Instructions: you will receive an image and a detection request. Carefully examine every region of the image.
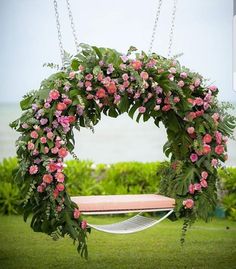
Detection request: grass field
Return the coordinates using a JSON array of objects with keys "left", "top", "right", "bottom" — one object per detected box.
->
[{"left": 0, "top": 215, "right": 235, "bottom": 269}]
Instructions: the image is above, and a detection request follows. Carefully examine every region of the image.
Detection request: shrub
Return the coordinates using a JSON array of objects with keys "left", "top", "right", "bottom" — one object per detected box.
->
[{"left": 0, "top": 157, "right": 235, "bottom": 219}]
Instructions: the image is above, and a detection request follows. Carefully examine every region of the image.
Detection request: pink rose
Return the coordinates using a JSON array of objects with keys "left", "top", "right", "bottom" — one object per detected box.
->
[
  {"left": 190, "top": 153, "right": 198, "bottom": 163},
  {"left": 73, "top": 208, "right": 81, "bottom": 219},
  {"left": 195, "top": 97, "right": 203, "bottom": 106},
  {"left": 85, "top": 74, "right": 93, "bottom": 81},
  {"left": 47, "top": 131, "right": 54, "bottom": 140},
  {"left": 162, "top": 105, "right": 171, "bottom": 112},
  {"left": 27, "top": 142, "right": 34, "bottom": 150},
  {"left": 53, "top": 189, "right": 59, "bottom": 199},
  {"left": 215, "top": 131, "right": 222, "bottom": 145},
  {"left": 44, "top": 147, "right": 49, "bottom": 154},
  {"left": 122, "top": 73, "right": 129, "bottom": 81},
  {"left": 106, "top": 82, "right": 117, "bottom": 94},
  {"left": 96, "top": 88, "right": 106, "bottom": 99},
  {"left": 69, "top": 71, "right": 76, "bottom": 79},
  {"left": 194, "top": 78, "right": 201, "bottom": 87},
  {"left": 215, "top": 145, "right": 224, "bottom": 155},
  {"left": 212, "top": 113, "right": 219, "bottom": 122},
  {"left": 201, "top": 171, "right": 208, "bottom": 179},
  {"left": 40, "top": 137, "right": 47, "bottom": 144},
  {"left": 180, "top": 72, "right": 188, "bottom": 79},
  {"left": 203, "top": 144, "right": 211, "bottom": 155},
  {"left": 188, "top": 184, "right": 195, "bottom": 194},
  {"left": 43, "top": 174, "right": 53, "bottom": 184},
  {"left": 187, "top": 127, "right": 195, "bottom": 134},
  {"left": 156, "top": 98, "right": 162, "bottom": 104},
  {"left": 56, "top": 102, "right": 67, "bottom": 111},
  {"left": 174, "top": 96, "right": 180, "bottom": 103},
  {"left": 138, "top": 106, "right": 146, "bottom": 113},
  {"left": 29, "top": 165, "right": 38, "bottom": 175},
  {"left": 47, "top": 163, "right": 57, "bottom": 173},
  {"left": 58, "top": 148, "right": 68, "bottom": 158},
  {"left": 140, "top": 71, "right": 149, "bottom": 80},
  {"left": 56, "top": 183, "right": 65, "bottom": 192},
  {"left": 183, "top": 199, "right": 194, "bottom": 209},
  {"left": 55, "top": 172, "right": 65, "bottom": 183},
  {"left": 81, "top": 220, "right": 87, "bottom": 230},
  {"left": 194, "top": 183, "right": 202, "bottom": 191},
  {"left": 37, "top": 185, "right": 44, "bottom": 193},
  {"left": 208, "top": 85, "right": 217, "bottom": 92},
  {"left": 169, "top": 67, "right": 176, "bottom": 74},
  {"left": 63, "top": 98, "right": 72, "bottom": 105},
  {"left": 30, "top": 131, "right": 38, "bottom": 139},
  {"left": 203, "top": 134, "right": 212, "bottom": 144},
  {"left": 154, "top": 105, "right": 160, "bottom": 111},
  {"left": 51, "top": 147, "right": 59, "bottom": 154},
  {"left": 49, "top": 89, "right": 60, "bottom": 100},
  {"left": 211, "top": 159, "right": 218, "bottom": 167},
  {"left": 200, "top": 179, "right": 208, "bottom": 188},
  {"left": 168, "top": 74, "right": 174, "bottom": 81},
  {"left": 177, "top": 80, "right": 185, "bottom": 88},
  {"left": 131, "top": 60, "right": 142, "bottom": 70}
]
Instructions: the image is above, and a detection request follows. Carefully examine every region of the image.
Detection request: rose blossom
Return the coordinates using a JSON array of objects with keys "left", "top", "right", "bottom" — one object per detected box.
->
[
  {"left": 81, "top": 220, "right": 87, "bottom": 230},
  {"left": 56, "top": 102, "right": 67, "bottom": 111},
  {"left": 162, "top": 105, "right": 171, "bottom": 112},
  {"left": 69, "top": 71, "right": 76, "bottom": 79},
  {"left": 22, "top": 123, "right": 29, "bottom": 129},
  {"left": 183, "top": 199, "right": 194, "bottom": 209},
  {"left": 43, "top": 174, "right": 53, "bottom": 184},
  {"left": 195, "top": 97, "right": 203, "bottom": 106},
  {"left": 55, "top": 172, "right": 65, "bottom": 183},
  {"left": 203, "top": 144, "right": 211, "bottom": 155},
  {"left": 40, "top": 118, "right": 48, "bottom": 125},
  {"left": 106, "top": 82, "right": 117, "bottom": 94},
  {"left": 211, "top": 158, "right": 218, "bottom": 167},
  {"left": 187, "top": 127, "right": 195, "bottom": 134},
  {"left": 40, "top": 137, "right": 47, "bottom": 144},
  {"left": 173, "top": 96, "right": 180, "bottom": 103},
  {"left": 177, "top": 80, "right": 185, "bottom": 88},
  {"left": 51, "top": 147, "right": 59, "bottom": 154},
  {"left": 73, "top": 208, "right": 81, "bottom": 219},
  {"left": 154, "top": 105, "right": 160, "bottom": 111},
  {"left": 49, "top": 89, "right": 60, "bottom": 100},
  {"left": 201, "top": 171, "right": 208, "bottom": 179},
  {"left": 200, "top": 179, "right": 208, "bottom": 188},
  {"left": 180, "top": 72, "right": 188, "bottom": 79},
  {"left": 203, "top": 134, "right": 212, "bottom": 144},
  {"left": 58, "top": 148, "right": 68, "bottom": 158},
  {"left": 28, "top": 142, "right": 34, "bottom": 150},
  {"left": 138, "top": 106, "right": 146, "bottom": 113},
  {"left": 194, "top": 183, "right": 202, "bottom": 191},
  {"left": 131, "top": 60, "right": 142, "bottom": 70},
  {"left": 215, "top": 131, "right": 222, "bottom": 145},
  {"left": 47, "top": 131, "right": 54, "bottom": 140},
  {"left": 188, "top": 184, "right": 195, "bottom": 194},
  {"left": 208, "top": 85, "right": 217, "bottom": 92},
  {"left": 215, "top": 145, "right": 224, "bottom": 155},
  {"left": 190, "top": 153, "right": 198, "bottom": 162},
  {"left": 63, "top": 98, "right": 72, "bottom": 105},
  {"left": 37, "top": 185, "right": 44, "bottom": 193},
  {"left": 212, "top": 113, "right": 220, "bottom": 122},
  {"left": 96, "top": 88, "right": 106, "bottom": 98},
  {"left": 122, "top": 73, "right": 129, "bottom": 81},
  {"left": 47, "top": 163, "right": 57, "bottom": 173},
  {"left": 140, "top": 71, "right": 149, "bottom": 80},
  {"left": 156, "top": 98, "right": 162, "bottom": 104},
  {"left": 44, "top": 147, "right": 49, "bottom": 154},
  {"left": 30, "top": 131, "right": 38, "bottom": 139},
  {"left": 85, "top": 73, "right": 93, "bottom": 81},
  {"left": 194, "top": 78, "right": 201, "bottom": 87},
  {"left": 29, "top": 165, "right": 38, "bottom": 175},
  {"left": 56, "top": 183, "right": 65, "bottom": 192}
]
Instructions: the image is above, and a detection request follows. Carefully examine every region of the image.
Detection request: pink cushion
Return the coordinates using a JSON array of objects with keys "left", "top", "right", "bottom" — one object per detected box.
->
[{"left": 71, "top": 194, "right": 175, "bottom": 213}]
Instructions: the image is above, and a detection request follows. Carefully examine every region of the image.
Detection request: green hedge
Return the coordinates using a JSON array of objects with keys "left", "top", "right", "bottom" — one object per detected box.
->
[{"left": 0, "top": 157, "right": 235, "bottom": 219}]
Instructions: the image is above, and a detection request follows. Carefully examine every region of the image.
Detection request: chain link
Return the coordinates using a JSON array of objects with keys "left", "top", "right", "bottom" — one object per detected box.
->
[
  {"left": 53, "top": 0, "right": 65, "bottom": 64},
  {"left": 148, "top": 0, "right": 163, "bottom": 55},
  {"left": 71, "top": 151, "right": 80, "bottom": 161},
  {"left": 167, "top": 0, "right": 178, "bottom": 57},
  {"left": 65, "top": 0, "right": 80, "bottom": 52}
]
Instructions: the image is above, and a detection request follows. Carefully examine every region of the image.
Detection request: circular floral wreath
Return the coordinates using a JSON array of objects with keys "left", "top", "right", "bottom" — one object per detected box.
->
[{"left": 11, "top": 44, "right": 235, "bottom": 258}]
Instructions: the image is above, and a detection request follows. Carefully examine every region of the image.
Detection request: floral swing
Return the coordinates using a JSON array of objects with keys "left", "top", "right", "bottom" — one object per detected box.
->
[{"left": 11, "top": 0, "right": 235, "bottom": 258}]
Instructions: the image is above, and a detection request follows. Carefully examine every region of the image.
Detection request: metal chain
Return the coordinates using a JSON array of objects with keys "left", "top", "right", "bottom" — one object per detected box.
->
[
  {"left": 148, "top": 0, "right": 163, "bottom": 54},
  {"left": 167, "top": 0, "right": 178, "bottom": 57},
  {"left": 53, "top": 0, "right": 65, "bottom": 64},
  {"left": 65, "top": 0, "right": 80, "bottom": 52},
  {"left": 71, "top": 151, "right": 80, "bottom": 161}
]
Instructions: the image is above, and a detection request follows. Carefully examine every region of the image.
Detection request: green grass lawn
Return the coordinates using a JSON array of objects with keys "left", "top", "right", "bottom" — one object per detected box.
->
[{"left": 0, "top": 215, "right": 235, "bottom": 269}]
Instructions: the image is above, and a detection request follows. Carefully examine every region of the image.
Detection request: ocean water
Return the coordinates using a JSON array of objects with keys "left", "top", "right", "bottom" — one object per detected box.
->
[{"left": 0, "top": 103, "right": 236, "bottom": 166}]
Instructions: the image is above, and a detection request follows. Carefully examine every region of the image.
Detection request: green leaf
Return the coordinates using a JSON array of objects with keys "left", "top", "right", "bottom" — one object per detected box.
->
[
  {"left": 108, "top": 107, "right": 119, "bottom": 118},
  {"left": 20, "top": 96, "right": 34, "bottom": 110},
  {"left": 71, "top": 59, "right": 79, "bottom": 70},
  {"left": 118, "top": 94, "right": 129, "bottom": 113},
  {"left": 128, "top": 102, "right": 140, "bottom": 119}
]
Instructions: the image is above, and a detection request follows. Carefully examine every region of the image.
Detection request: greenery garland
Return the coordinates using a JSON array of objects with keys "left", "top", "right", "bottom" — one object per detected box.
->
[{"left": 10, "top": 44, "right": 235, "bottom": 258}]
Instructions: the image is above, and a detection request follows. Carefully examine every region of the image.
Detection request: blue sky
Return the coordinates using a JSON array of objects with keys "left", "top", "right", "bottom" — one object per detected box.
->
[{"left": 0, "top": 0, "right": 235, "bottom": 103}]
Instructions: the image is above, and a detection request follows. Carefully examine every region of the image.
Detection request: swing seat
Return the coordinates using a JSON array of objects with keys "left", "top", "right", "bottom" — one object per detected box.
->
[{"left": 71, "top": 194, "right": 175, "bottom": 234}]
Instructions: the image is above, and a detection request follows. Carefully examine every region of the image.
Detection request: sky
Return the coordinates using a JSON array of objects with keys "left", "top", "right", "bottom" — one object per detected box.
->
[{"left": 0, "top": 0, "right": 235, "bottom": 103}]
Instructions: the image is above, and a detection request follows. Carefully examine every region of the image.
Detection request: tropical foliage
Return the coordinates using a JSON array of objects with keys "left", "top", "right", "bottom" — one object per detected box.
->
[{"left": 10, "top": 44, "right": 235, "bottom": 257}]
